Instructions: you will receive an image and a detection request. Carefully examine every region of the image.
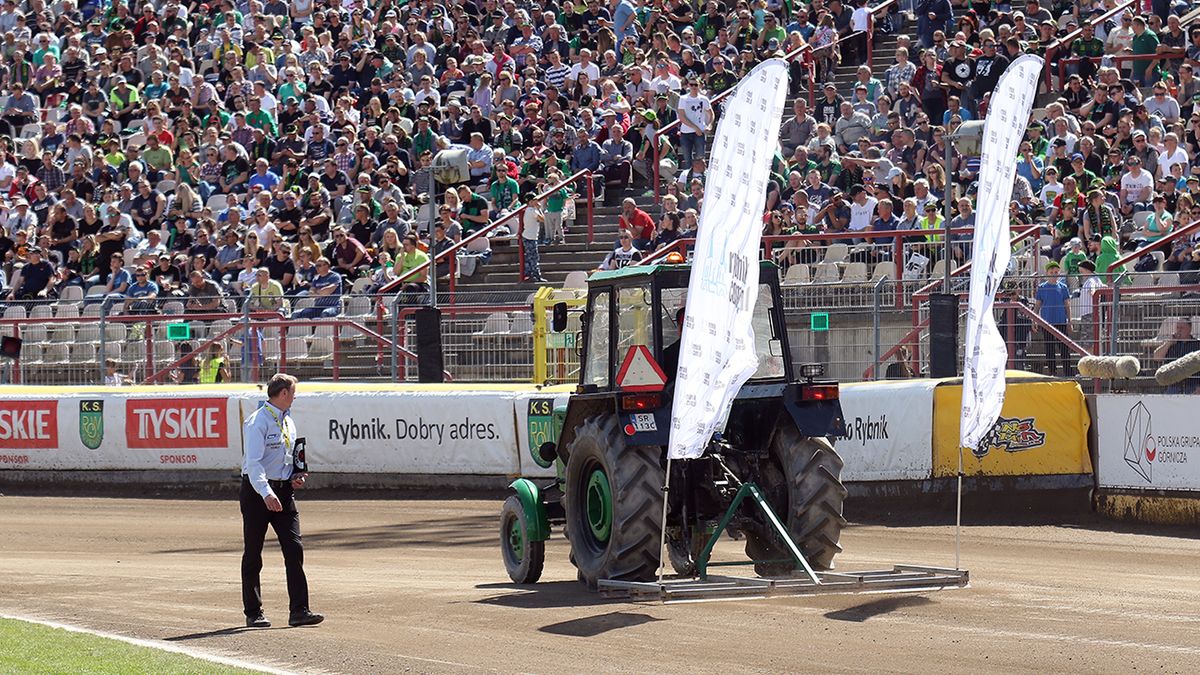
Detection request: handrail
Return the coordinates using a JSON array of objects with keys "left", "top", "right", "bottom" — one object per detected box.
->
[
  {"left": 1110, "top": 217, "right": 1200, "bottom": 273},
  {"left": 638, "top": 225, "right": 1012, "bottom": 268},
  {"left": 1058, "top": 50, "right": 1190, "bottom": 86},
  {"left": 651, "top": 39, "right": 816, "bottom": 203},
  {"left": 910, "top": 225, "right": 1042, "bottom": 302},
  {"left": 806, "top": 31, "right": 867, "bottom": 107},
  {"left": 377, "top": 169, "right": 594, "bottom": 295},
  {"left": 1041, "top": 0, "right": 1136, "bottom": 91},
  {"left": 867, "top": 0, "right": 897, "bottom": 69}
]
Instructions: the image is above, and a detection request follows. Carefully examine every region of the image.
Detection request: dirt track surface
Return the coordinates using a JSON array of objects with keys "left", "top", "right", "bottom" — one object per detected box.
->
[{"left": 2, "top": 496, "right": 1199, "bottom": 674}]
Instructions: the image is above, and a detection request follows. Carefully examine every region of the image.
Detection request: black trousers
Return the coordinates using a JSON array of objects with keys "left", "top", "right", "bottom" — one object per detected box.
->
[
  {"left": 1042, "top": 324, "right": 1073, "bottom": 377},
  {"left": 240, "top": 476, "right": 309, "bottom": 617}
]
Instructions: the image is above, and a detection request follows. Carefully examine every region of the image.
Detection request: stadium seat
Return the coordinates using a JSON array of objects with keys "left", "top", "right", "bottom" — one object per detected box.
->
[
  {"left": 1132, "top": 273, "right": 1154, "bottom": 288},
  {"left": 299, "top": 337, "right": 334, "bottom": 364},
  {"left": 161, "top": 301, "right": 184, "bottom": 314},
  {"left": 563, "top": 271, "right": 588, "bottom": 289},
  {"left": 119, "top": 340, "right": 145, "bottom": 367},
  {"left": 19, "top": 123, "right": 40, "bottom": 138},
  {"left": 50, "top": 324, "right": 74, "bottom": 343},
  {"left": 930, "top": 259, "right": 947, "bottom": 279},
  {"left": 822, "top": 243, "right": 849, "bottom": 265},
  {"left": 22, "top": 324, "right": 48, "bottom": 343},
  {"left": 18, "top": 343, "right": 41, "bottom": 365},
  {"left": 350, "top": 277, "right": 373, "bottom": 294},
  {"left": 261, "top": 335, "right": 282, "bottom": 364},
  {"left": 280, "top": 336, "right": 308, "bottom": 365},
  {"left": 477, "top": 312, "right": 511, "bottom": 335},
  {"left": 29, "top": 305, "right": 53, "bottom": 320},
  {"left": 870, "top": 261, "right": 893, "bottom": 281},
  {"left": 76, "top": 343, "right": 97, "bottom": 363},
  {"left": 105, "top": 322, "right": 127, "bottom": 342},
  {"left": 125, "top": 132, "right": 147, "bottom": 149},
  {"left": 156, "top": 180, "right": 176, "bottom": 194},
  {"left": 42, "top": 343, "right": 69, "bottom": 364},
  {"left": 842, "top": 262, "right": 868, "bottom": 283},
  {"left": 77, "top": 324, "right": 102, "bottom": 343},
  {"left": 206, "top": 194, "right": 228, "bottom": 212},
  {"left": 55, "top": 302, "right": 80, "bottom": 318},
  {"left": 813, "top": 262, "right": 841, "bottom": 284},
  {"left": 1156, "top": 271, "right": 1179, "bottom": 287},
  {"left": 345, "top": 295, "right": 373, "bottom": 320},
  {"left": 3, "top": 306, "right": 26, "bottom": 320},
  {"left": 1141, "top": 317, "right": 1180, "bottom": 350},
  {"left": 782, "top": 263, "right": 810, "bottom": 286},
  {"left": 1132, "top": 211, "right": 1151, "bottom": 232},
  {"left": 510, "top": 312, "right": 534, "bottom": 334},
  {"left": 310, "top": 324, "right": 336, "bottom": 342}
]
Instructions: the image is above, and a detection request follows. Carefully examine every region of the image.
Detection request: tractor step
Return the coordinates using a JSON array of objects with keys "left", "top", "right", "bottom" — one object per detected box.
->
[{"left": 598, "top": 564, "right": 969, "bottom": 603}]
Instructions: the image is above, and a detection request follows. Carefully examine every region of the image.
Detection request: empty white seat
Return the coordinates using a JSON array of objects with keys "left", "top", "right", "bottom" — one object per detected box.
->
[
  {"left": 782, "top": 263, "right": 810, "bottom": 286},
  {"left": 58, "top": 286, "right": 84, "bottom": 303},
  {"left": 82, "top": 303, "right": 104, "bottom": 318},
  {"left": 510, "top": 312, "right": 534, "bottom": 334},
  {"left": 161, "top": 301, "right": 184, "bottom": 314},
  {"left": 50, "top": 324, "right": 74, "bottom": 343},
  {"left": 813, "top": 262, "right": 841, "bottom": 283},
  {"left": 842, "top": 261, "right": 868, "bottom": 283},
  {"left": 29, "top": 305, "right": 53, "bottom": 320},
  {"left": 77, "top": 324, "right": 102, "bottom": 343},
  {"left": 476, "top": 312, "right": 510, "bottom": 335},
  {"left": 563, "top": 271, "right": 588, "bottom": 289},
  {"left": 42, "top": 343, "right": 69, "bottom": 363},
  {"left": 299, "top": 337, "right": 334, "bottom": 363},
  {"left": 54, "top": 303, "right": 80, "bottom": 318},
  {"left": 206, "top": 194, "right": 228, "bottom": 212},
  {"left": 870, "top": 261, "right": 893, "bottom": 281},
  {"left": 280, "top": 336, "right": 308, "bottom": 364},
  {"left": 822, "top": 243, "right": 849, "bottom": 264},
  {"left": 3, "top": 306, "right": 26, "bottom": 320},
  {"left": 350, "top": 277, "right": 373, "bottom": 294},
  {"left": 119, "top": 340, "right": 146, "bottom": 366},
  {"left": 105, "top": 322, "right": 127, "bottom": 342},
  {"left": 345, "top": 295, "right": 372, "bottom": 318},
  {"left": 23, "top": 324, "right": 49, "bottom": 343}
]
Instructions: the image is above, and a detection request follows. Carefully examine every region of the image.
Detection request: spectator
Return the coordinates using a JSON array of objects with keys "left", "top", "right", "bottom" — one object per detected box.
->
[
  {"left": 601, "top": 230, "right": 644, "bottom": 270},
  {"left": 619, "top": 198, "right": 656, "bottom": 249},
  {"left": 293, "top": 257, "right": 343, "bottom": 319},
  {"left": 124, "top": 266, "right": 159, "bottom": 314},
  {"left": 184, "top": 269, "right": 223, "bottom": 314},
  {"left": 1153, "top": 318, "right": 1200, "bottom": 394},
  {"left": 7, "top": 246, "right": 54, "bottom": 300},
  {"left": 1035, "top": 262, "right": 1073, "bottom": 377},
  {"left": 520, "top": 193, "right": 547, "bottom": 283}
]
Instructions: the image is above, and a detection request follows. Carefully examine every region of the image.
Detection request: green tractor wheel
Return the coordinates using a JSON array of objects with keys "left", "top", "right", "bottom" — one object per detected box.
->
[
  {"left": 500, "top": 495, "right": 545, "bottom": 584},
  {"left": 565, "top": 415, "right": 663, "bottom": 589},
  {"left": 745, "top": 429, "right": 847, "bottom": 575}
]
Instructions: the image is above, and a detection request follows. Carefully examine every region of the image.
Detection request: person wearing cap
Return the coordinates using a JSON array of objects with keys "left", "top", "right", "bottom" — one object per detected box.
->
[
  {"left": 1128, "top": 16, "right": 1160, "bottom": 86},
  {"left": 1067, "top": 152, "right": 1100, "bottom": 192},
  {"left": 7, "top": 246, "right": 55, "bottom": 301},
  {"left": 1119, "top": 154, "right": 1154, "bottom": 217},
  {"left": 676, "top": 78, "right": 712, "bottom": 169}
]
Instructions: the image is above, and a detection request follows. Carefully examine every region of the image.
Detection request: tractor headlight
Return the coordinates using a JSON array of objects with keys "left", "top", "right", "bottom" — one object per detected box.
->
[{"left": 800, "top": 363, "right": 825, "bottom": 379}]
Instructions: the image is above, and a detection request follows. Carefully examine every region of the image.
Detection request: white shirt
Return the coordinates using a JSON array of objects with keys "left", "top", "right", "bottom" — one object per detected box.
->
[
  {"left": 677, "top": 92, "right": 712, "bottom": 135},
  {"left": 521, "top": 205, "right": 542, "bottom": 241},
  {"left": 1075, "top": 274, "right": 1105, "bottom": 319},
  {"left": 568, "top": 61, "right": 601, "bottom": 84},
  {"left": 1120, "top": 169, "right": 1153, "bottom": 205},
  {"left": 851, "top": 6, "right": 871, "bottom": 31},
  {"left": 1039, "top": 181, "right": 1064, "bottom": 207},
  {"left": 849, "top": 196, "right": 878, "bottom": 231},
  {"left": 1158, "top": 146, "right": 1189, "bottom": 180}
]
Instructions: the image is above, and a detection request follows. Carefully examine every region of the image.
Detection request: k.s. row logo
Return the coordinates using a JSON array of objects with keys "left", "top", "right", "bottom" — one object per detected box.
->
[
  {"left": 79, "top": 400, "right": 104, "bottom": 450},
  {"left": 973, "top": 416, "right": 1047, "bottom": 459}
]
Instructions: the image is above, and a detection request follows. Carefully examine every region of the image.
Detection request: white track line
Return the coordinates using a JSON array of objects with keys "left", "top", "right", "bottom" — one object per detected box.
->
[{"left": 0, "top": 612, "right": 295, "bottom": 675}]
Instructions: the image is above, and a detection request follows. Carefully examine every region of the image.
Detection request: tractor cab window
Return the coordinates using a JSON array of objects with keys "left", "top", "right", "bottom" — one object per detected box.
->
[
  {"left": 584, "top": 289, "right": 611, "bottom": 388},
  {"left": 660, "top": 284, "right": 785, "bottom": 381},
  {"left": 615, "top": 285, "right": 656, "bottom": 362}
]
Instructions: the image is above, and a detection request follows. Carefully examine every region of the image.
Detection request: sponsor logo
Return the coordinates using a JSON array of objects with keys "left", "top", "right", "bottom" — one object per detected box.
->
[
  {"left": 79, "top": 400, "right": 104, "bottom": 450},
  {"left": 125, "top": 398, "right": 228, "bottom": 448},
  {"left": 973, "top": 416, "right": 1046, "bottom": 459},
  {"left": 1124, "top": 401, "right": 1154, "bottom": 483},
  {"left": 526, "top": 398, "right": 555, "bottom": 468},
  {"left": 0, "top": 400, "right": 57, "bottom": 449}
]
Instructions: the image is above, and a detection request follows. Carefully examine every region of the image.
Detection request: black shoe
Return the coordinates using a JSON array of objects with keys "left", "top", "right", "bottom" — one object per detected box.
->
[
  {"left": 288, "top": 610, "right": 324, "bottom": 627},
  {"left": 246, "top": 613, "right": 271, "bottom": 628}
]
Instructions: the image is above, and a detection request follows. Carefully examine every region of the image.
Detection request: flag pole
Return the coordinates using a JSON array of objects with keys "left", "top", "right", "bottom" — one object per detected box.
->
[
  {"left": 956, "top": 445, "right": 963, "bottom": 570},
  {"left": 656, "top": 457, "right": 673, "bottom": 584}
]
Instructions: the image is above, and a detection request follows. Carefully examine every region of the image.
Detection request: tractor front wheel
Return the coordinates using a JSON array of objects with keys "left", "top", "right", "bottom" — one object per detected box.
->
[
  {"left": 564, "top": 416, "right": 663, "bottom": 589},
  {"left": 500, "top": 495, "right": 545, "bottom": 584}
]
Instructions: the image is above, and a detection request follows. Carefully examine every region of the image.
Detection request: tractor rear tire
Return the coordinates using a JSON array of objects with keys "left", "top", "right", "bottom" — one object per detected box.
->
[
  {"left": 500, "top": 496, "right": 545, "bottom": 584},
  {"left": 564, "top": 416, "right": 663, "bottom": 589},
  {"left": 747, "top": 430, "right": 847, "bottom": 574}
]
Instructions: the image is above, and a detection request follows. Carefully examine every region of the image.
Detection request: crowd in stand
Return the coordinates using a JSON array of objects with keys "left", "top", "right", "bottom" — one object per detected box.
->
[{"left": 0, "top": 0, "right": 1198, "bottom": 324}]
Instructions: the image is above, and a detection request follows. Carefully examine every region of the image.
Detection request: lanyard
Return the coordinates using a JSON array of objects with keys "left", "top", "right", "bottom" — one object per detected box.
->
[{"left": 264, "top": 405, "right": 291, "bottom": 456}]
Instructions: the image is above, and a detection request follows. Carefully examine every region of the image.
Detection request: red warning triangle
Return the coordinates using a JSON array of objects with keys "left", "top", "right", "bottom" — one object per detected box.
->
[{"left": 616, "top": 345, "right": 667, "bottom": 392}]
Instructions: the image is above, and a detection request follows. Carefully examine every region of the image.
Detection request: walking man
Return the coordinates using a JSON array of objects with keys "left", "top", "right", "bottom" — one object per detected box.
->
[{"left": 241, "top": 373, "right": 323, "bottom": 628}]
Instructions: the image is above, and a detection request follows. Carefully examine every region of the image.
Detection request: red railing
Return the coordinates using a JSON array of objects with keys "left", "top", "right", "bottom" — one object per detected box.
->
[
  {"left": 1041, "top": 0, "right": 1137, "bottom": 91},
  {"left": 1058, "top": 51, "right": 1189, "bottom": 89},
  {"left": 1109, "top": 217, "right": 1200, "bottom": 274},
  {"left": 378, "top": 169, "right": 595, "bottom": 297}
]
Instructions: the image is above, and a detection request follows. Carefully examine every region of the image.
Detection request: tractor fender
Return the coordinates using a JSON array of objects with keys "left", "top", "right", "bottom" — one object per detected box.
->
[
  {"left": 781, "top": 383, "right": 847, "bottom": 438},
  {"left": 508, "top": 478, "right": 551, "bottom": 542}
]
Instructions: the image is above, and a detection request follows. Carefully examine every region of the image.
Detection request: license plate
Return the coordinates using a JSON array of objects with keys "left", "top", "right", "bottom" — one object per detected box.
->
[{"left": 630, "top": 413, "right": 657, "bottom": 432}]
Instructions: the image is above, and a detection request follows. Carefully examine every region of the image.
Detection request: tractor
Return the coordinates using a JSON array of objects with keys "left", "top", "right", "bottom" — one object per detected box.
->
[{"left": 500, "top": 261, "right": 848, "bottom": 589}]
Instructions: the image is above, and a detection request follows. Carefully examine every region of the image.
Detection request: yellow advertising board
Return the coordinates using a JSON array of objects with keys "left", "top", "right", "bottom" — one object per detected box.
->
[{"left": 932, "top": 381, "right": 1092, "bottom": 477}]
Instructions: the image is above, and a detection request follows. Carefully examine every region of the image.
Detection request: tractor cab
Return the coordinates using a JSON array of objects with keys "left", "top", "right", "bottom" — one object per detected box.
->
[{"left": 571, "top": 261, "right": 791, "bottom": 396}]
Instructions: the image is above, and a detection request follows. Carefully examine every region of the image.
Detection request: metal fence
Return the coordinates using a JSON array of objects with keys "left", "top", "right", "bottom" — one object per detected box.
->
[{"left": 2, "top": 268, "right": 1195, "bottom": 388}]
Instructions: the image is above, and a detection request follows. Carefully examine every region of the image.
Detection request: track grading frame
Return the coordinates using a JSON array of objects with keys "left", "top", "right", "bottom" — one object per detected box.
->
[{"left": 598, "top": 479, "right": 969, "bottom": 603}]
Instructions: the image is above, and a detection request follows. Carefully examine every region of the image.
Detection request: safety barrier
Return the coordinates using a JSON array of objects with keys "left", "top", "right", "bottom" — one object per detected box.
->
[{"left": 0, "top": 383, "right": 567, "bottom": 477}]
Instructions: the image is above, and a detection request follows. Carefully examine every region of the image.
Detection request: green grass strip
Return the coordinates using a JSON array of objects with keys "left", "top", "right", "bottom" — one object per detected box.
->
[{"left": 0, "top": 618, "right": 264, "bottom": 674}]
